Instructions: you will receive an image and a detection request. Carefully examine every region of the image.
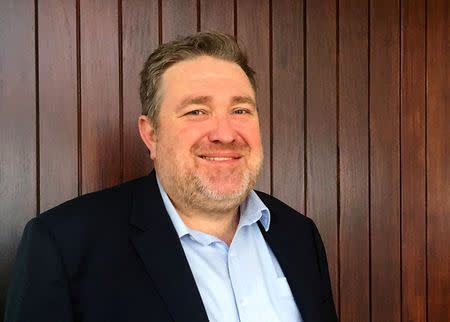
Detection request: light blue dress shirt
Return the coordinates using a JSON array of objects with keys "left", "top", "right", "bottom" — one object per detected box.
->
[{"left": 157, "top": 177, "right": 303, "bottom": 322}]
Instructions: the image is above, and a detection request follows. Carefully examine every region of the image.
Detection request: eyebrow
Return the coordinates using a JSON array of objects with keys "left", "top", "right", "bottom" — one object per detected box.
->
[
  {"left": 231, "top": 95, "right": 256, "bottom": 108},
  {"left": 176, "top": 96, "right": 212, "bottom": 112}
]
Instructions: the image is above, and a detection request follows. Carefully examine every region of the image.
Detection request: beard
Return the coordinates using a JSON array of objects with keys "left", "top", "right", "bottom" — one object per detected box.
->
[{"left": 155, "top": 143, "right": 263, "bottom": 216}]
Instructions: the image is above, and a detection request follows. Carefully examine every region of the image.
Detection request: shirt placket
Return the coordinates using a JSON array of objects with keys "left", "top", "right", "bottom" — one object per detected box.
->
[{"left": 227, "top": 228, "right": 252, "bottom": 321}]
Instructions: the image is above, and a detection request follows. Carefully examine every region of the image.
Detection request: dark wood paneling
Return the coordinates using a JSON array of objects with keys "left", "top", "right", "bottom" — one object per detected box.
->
[
  {"left": 306, "top": 0, "right": 339, "bottom": 309},
  {"left": 200, "top": 0, "right": 234, "bottom": 34},
  {"left": 236, "top": 0, "right": 271, "bottom": 194},
  {"left": 2, "top": 2, "right": 450, "bottom": 321},
  {"left": 162, "top": 0, "right": 197, "bottom": 42},
  {"left": 370, "top": 0, "right": 401, "bottom": 320},
  {"left": 38, "top": 0, "right": 78, "bottom": 212},
  {"left": 338, "top": 0, "right": 370, "bottom": 321},
  {"left": 0, "top": 0, "right": 36, "bottom": 317},
  {"left": 80, "top": 0, "right": 120, "bottom": 193},
  {"left": 122, "top": 0, "right": 158, "bottom": 182},
  {"left": 272, "top": 0, "right": 304, "bottom": 213},
  {"left": 401, "top": 0, "right": 427, "bottom": 321},
  {"left": 427, "top": 0, "right": 450, "bottom": 320}
]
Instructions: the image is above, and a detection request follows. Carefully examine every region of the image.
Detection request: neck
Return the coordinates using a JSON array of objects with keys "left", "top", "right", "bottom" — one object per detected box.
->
[{"left": 174, "top": 203, "right": 240, "bottom": 246}]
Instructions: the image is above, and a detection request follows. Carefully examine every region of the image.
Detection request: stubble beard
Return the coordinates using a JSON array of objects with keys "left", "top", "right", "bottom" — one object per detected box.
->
[{"left": 157, "top": 154, "right": 263, "bottom": 216}]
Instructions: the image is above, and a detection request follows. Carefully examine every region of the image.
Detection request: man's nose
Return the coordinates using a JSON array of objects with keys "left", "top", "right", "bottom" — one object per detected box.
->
[{"left": 207, "top": 115, "right": 237, "bottom": 143}]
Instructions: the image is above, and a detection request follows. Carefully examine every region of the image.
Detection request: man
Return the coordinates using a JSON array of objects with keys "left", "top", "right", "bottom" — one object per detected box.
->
[{"left": 5, "top": 32, "right": 337, "bottom": 321}]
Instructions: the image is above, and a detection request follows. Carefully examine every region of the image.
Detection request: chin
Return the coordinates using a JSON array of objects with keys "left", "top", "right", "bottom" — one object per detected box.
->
[
  {"left": 194, "top": 186, "right": 251, "bottom": 214},
  {"left": 197, "top": 174, "right": 254, "bottom": 202}
]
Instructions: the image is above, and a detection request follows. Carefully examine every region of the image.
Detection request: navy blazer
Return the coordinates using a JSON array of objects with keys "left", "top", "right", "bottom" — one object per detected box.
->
[{"left": 5, "top": 171, "right": 337, "bottom": 322}]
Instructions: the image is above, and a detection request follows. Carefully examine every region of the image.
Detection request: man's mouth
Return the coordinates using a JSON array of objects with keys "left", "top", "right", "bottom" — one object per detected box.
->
[
  {"left": 198, "top": 153, "right": 242, "bottom": 161},
  {"left": 201, "top": 156, "right": 234, "bottom": 161}
]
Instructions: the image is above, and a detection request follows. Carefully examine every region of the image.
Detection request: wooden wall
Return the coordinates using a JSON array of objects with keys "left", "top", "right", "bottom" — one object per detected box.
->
[{"left": 1, "top": 0, "right": 448, "bottom": 321}]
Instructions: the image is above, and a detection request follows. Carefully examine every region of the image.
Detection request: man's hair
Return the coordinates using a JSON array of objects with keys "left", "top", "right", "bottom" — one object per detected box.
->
[{"left": 139, "top": 31, "right": 256, "bottom": 130}]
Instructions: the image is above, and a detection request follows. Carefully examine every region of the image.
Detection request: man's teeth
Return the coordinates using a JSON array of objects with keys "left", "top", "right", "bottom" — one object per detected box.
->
[{"left": 201, "top": 156, "right": 234, "bottom": 161}]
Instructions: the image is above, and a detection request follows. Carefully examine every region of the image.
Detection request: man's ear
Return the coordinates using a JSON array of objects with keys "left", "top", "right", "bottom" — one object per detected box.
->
[{"left": 138, "top": 115, "right": 157, "bottom": 160}]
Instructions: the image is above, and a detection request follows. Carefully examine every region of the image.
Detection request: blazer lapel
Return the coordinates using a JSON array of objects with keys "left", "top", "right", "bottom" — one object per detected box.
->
[
  {"left": 129, "top": 172, "right": 209, "bottom": 322},
  {"left": 258, "top": 204, "right": 322, "bottom": 322}
]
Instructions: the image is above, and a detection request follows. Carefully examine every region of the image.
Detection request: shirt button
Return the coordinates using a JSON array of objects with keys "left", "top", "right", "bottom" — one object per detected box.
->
[
  {"left": 229, "top": 251, "right": 235, "bottom": 257},
  {"left": 240, "top": 299, "right": 248, "bottom": 307}
]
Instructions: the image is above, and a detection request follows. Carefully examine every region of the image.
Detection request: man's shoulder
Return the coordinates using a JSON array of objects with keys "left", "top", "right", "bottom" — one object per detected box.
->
[
  {"left": 16, "top": 175, "right": 156, "bottom": 281},
  {"left": 36, "top": 175, "right": 151, "bottom": 230}
]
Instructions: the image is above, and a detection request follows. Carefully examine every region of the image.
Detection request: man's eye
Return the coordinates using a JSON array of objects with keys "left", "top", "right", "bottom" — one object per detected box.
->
[
  {"left": 234, "top": 109, "right": 247, "bottom": 115},
  {"left": 187, "top": 110, "right": 203, "bottom": 115}
]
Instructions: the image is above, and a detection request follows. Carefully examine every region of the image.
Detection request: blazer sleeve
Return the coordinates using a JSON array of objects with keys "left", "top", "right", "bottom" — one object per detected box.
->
[{"left": 4, "top": 218, "right": 74, "bottom": 322}]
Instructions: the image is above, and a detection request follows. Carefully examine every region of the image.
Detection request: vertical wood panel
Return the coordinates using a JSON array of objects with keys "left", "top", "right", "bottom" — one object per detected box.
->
[
  {"left": 162, "top": 0, "right": 197, "bottom": 42},
  {"left": 427, "top": 0, "right": 450, "bottom": 320},
  {"left": 200, "top": 0, "right": 234, "bottom": 34},
  {"left": 236, "top": 0, "right": 271, "bottom": 194},
  {"left": 401, "top": 0, "right": 427, "bottom": 321},
  {"left": 338, "top": 0, "right": 370, "bottom": 321},
  {"left": 272, "top": 0, "right": 304, "bottom": 212},
  {"left": 306, "top": 0, "right": 339, "bottom": 310},
  {"left": 38, "top": 0, "right": 78, "bottom": 211},
  {"left": 122, "top": 0, "right": 158, "bottom": 182},
  {"left": 80, "top": 0, "right": 120, "bottom": 193},
  {"left": 2, "top": 1, "right": 450, "bottom": 320},
  {"left": 0, "top": 1, "right": 36, "bottom": 317},
  {"left": 370, "top": 0, "right": 401, "bottom": 320}
]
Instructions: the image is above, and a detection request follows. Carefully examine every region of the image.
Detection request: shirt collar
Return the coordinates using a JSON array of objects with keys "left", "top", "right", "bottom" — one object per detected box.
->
[
  {"left": 156, "top": 175, "right": 271, "bottom": 242},
  {"left": 238, "top": 190, "right": 270, "bottom": 231}
]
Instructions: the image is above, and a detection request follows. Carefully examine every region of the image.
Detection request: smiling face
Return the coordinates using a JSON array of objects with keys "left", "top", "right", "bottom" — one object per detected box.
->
[{"left": 139, "top": 56, "right": 263, "bottom": 215}]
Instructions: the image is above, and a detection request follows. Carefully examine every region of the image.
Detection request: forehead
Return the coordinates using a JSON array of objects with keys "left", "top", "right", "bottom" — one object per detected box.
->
[{"left": 160, "top": 56, "right": 255, "bottom": 99}]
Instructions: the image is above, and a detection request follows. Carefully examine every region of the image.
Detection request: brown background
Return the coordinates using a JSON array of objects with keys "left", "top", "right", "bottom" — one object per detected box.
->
[{"left": 0, "top": 0, "right": 449, "bottom": 321}]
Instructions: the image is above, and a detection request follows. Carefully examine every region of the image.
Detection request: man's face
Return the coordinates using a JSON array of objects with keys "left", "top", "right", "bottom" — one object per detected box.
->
[{"left": 140, "top": 56, "right": 263, "bottom": 215}]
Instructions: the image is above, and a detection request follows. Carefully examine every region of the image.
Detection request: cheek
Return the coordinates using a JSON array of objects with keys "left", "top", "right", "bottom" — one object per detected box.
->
[
  {"left": 177, "top": 125, "right": 208, "bottom": 147},
  {"left": 239, "top": 122, "right": 262, "bottom": 147},
  {"left": 157, "top": 131, "right": 200, "bottom": 166}
]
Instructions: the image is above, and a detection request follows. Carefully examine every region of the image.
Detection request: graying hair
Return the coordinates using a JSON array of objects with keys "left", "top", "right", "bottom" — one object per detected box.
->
[{"left": 139, "top": 31, "right": 256, "bottom": 130}]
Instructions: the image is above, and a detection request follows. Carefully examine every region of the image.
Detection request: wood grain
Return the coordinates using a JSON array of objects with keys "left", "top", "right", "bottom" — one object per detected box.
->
[
  {"left": 80, "top": 0, "right": 120, "bottom": 193},
  {"left": 306, "top": 0, "right": 339, "bottom": 310},
  {"left": 200, "top": 0, "right": 234, "bottom": 34},
  {"left": 0, "top": 0, "right": 36, "bottom": 317},
  {"left": 122, "top": 0, "right": 158, "bottom": 182},
  {"left": 427, "top": 0, "right": 450, "bottom": 320},
  {"left": 1, "top": 2, "right": 450, "bottom": 320},
  {"left": 401, "top": 0, "right": 427, "bottom": 321},
  {"left": 370, "top": 0, "right": 401, "bottom": 320},
  {"left": 338, "top": 0, "right": 370, "bottom": 321},
  {"left": 38, "top": 0, "right": 78, "bottom": 211},
  {"left": 272, "top": 0, "right": 304, "bottom": 213},
  {"left": 162, "top": 0, "right": 197, "bottom": 42},
  {"left": 236, "top": 0, "right": 271, "bottom": 194}
]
